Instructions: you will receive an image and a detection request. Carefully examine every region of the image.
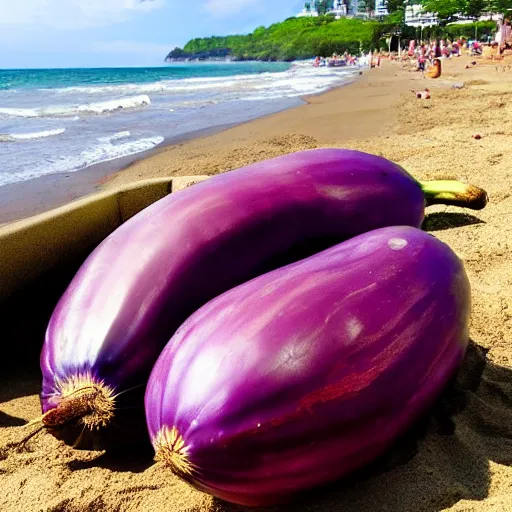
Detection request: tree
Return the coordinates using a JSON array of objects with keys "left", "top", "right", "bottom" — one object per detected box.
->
[
  {"left": 488, "top": 0, "right": 512, "bottom": 16},
  {"left": 419, "top": 0, "right": 510, "bottom": 20},
  {"left": 420, "top": 0, "right": 467, "bottom": 20},
  {"left": 466, "top": 0, "right": 488, "bottom": 18},
  {"left": 359, "top": 0, "right": 374, "bottom": 14},
  {"left": 386, "top": 0, "right": 406, "bottom": 13},
  {"left": 316, "top": 0, "right": 332, "bottom": 14}
]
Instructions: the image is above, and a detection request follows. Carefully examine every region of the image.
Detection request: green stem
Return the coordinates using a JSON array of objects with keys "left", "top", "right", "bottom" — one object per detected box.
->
[{"left": 420, "top": 180, "right": 489, "bottom": 211}]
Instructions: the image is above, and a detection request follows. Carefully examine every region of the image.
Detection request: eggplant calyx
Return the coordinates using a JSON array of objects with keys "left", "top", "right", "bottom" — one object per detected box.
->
[
  {"left": 420, "top": 180, "right": 489, "bottom": 211},
  {"left": 154, "top": 425, "right": 195, "bottom": 477},
  {"left": 41, "top": 374, "right": 116, "bottom": 431}
]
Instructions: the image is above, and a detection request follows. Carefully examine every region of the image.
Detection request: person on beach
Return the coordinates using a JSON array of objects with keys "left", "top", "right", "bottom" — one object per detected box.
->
[
  {"left": 408, "top": 39, "right": 415, "bottom": 57},
  {"left": 417, "top": 53, "right": 426, "bottom": 72},
  {"left": 452, "top": 40, "right": 460, "bottom": 57},
  {"left": 434, "top": 40, "right": 442, "bottom": 58},
  {"left": 472, "top": 40, "right": 482, "bottom": 56},
  {"left": 495, "top": 18, "right": 504, "bottom": 53},
  {"left": 425, "top": 58, "right": 442, "bottom": 79},
  {"left": 496, "top": 17, "right": 512, "bottom": 54}
]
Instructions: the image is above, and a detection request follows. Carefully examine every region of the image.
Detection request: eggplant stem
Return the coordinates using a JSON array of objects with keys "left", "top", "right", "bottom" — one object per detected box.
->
[
  {"left": 14, "top": 425, "right": 46, "bottom": 450},
  {"left": 39, "top": 374, "right": 116, "bottom": 431},
  {"left": 154, "top": 426, "right": 196, "bottom": 477},
  {"left": 421, "top": 180, "right": 489, "bottom": 210}
]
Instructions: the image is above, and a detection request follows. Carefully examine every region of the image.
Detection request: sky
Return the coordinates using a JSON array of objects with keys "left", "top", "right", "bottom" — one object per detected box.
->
[{"left": 0, "top": 0, "right": 306, "bottom": 69}]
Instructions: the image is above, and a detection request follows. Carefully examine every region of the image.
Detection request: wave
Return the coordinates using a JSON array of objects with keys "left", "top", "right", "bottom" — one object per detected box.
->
[
  {"left": 1, "top": 128, "right": 67, "bottom": 141},
  {"left": 0, "top": 95, "right": 151, "bottom": 118},
  {"left": 40, "top": 64, "right": 358, "bottom": 104},
  {"left": 98, "top": 131, "right": 131, "bottom": 143},
  {"left": 0, "top": 135, "right": 164, "bottom": 187},
  {"left": 45, "top": 73, "right": 277, "bottom": 96}
]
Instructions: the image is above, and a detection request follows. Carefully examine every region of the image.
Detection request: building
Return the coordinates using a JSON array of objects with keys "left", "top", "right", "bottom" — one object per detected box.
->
[
  {"left": 296, "top": 1, "right": 319, "bottom": 17},
  {"left": 330, "top": 0, "right": 348, "bottom": 18},
  {"left": 404, "top": 4, "right": 438, "bottom": 27},
  {"left": 295, "top": 1, "right": 359, "bottom": 19},
  {"left": 296, "top": 1, "right": 386, "bottom": 19},
  {"left": 374, "top": 0, "right": 388, "bottom": 16}
]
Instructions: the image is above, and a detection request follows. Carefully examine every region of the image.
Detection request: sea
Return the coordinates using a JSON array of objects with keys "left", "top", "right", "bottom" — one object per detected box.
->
[{"left": 0, "top": 61, "right": 360, "bottom": 187}]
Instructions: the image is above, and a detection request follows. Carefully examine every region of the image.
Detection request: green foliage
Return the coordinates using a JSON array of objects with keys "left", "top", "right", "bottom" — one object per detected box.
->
[
  {"left": 386, "top": 0, "right": 406, "bottom": 13},
  {"left": 420, "top": 0, "right": 464, "bottom": 20},
  {"left": 445, "top": 20, "right": 497, "bottom": 38},
  {"left": 359, "top": 0, "right": 374, "bottom": 13},
  {"left": 180, "top": 16, "right": 386, "bottom": 61},
  {"left": 317, "top": 0, "right": 332, "bottom": 15},
  {"left": 420, "top": 0, "right": 512, "bottom": 20}
]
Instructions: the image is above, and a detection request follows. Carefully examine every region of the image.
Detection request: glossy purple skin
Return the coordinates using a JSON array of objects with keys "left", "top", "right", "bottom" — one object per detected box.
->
[
  {"left": 145, "top": 226, "right": 470, "bottom": 507},
  {"left": 40, "top": 149, "right": 425, "bottom": 413}
]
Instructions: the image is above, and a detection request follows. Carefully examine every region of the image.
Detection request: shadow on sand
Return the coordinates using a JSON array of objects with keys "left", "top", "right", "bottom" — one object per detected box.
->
[{"left": 423, "top": 212, "right": 485, "bottom": 232}]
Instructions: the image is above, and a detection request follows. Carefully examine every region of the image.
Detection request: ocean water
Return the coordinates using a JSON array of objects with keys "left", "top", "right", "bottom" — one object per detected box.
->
[{"left": 0, "top": 62, "right": 360, "bottom": 187}]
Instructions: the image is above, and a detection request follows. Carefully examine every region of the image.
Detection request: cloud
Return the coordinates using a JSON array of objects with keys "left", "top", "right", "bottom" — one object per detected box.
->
[
  {"left": 89, "top": 40, "right": 175, "bottom": 55},
  {"left": 202, "top": 0, "right": 262, "bottom": 18},
  {"left": 0, "top": 0, "right": 166, "bottom": 29}
]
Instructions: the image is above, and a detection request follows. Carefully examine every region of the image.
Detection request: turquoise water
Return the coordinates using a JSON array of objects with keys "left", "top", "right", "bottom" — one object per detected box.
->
[
  {"left": 0, "top": 62, "right": 359, "bottom": 186},
  {"left": 0, "top": 63, "right": 292, "bottom": 91}
]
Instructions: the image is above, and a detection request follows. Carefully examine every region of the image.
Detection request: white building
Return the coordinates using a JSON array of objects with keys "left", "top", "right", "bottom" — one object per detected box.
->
[
  {"left": 296, "top": 1, "right": 361, "bottom": 19},
  {"left": 296, "top": 1, "right": 319, "bottom": 17},
  {"left": 330, "top": 0, "right": 348, "bottom": 19},
  {"left": 374, "top": 0, "right": 388, "bottom": 16},
  {"left": 404, "top": 4, "right": 438, "bottom": 27}
]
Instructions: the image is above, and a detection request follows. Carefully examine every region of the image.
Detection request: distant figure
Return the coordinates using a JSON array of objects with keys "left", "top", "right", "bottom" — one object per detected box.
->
[
  {"left": 412, "top": 88, "right": 431, "bottom": 99},
  {"left": 417, "top": 53, "right": 426, "bottom": 72},
  {"left": 472, "top": 40, "right": 482, "bottom": 55},
  {"left": 496, "top": 17, "right": 512, "bottom": 54},
  {"left": 408, "top": 39, "right": 416, "bottom": 57},
  {"left": 425, "top": 58, "right": 442, "bottom": 79},
  {"left": 369, "top": 50, "right": 375, "bottom": 68}
]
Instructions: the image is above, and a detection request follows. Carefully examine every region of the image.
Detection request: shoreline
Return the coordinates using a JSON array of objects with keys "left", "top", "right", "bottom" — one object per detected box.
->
[
  {"left": 0, "top": 71, "right": 355, "bottom": 225},
  {"left": 0, "top": 122, "right": 246, "bottom": 224},
  {"left": 99, "top": 62, "right": 411, "bottom": 191},
  {"left": 0, "top": 63, "right": 360, "bottom": 225}
]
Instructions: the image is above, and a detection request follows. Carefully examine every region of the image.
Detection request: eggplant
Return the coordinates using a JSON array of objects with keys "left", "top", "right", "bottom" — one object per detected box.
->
[
  {"left": 146, "top": 226, "right": 471, "bottom": 506},
  {"left": 39, "top": 149, "right": 484, "bottom": 447}
]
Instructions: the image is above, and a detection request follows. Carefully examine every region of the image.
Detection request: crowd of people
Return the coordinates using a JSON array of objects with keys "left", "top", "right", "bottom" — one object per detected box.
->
[
  {"left": 404, "top": 38, "right": 486, "bottom": 71},
  {"left": 312, "top": 18, "right": 512, "bottom": 73},
  {"left": 313, "top": 52, "right": 363, "bottom": 68},
  {"left": 313, "top": 50, "right": 382, "bottom": 68}
]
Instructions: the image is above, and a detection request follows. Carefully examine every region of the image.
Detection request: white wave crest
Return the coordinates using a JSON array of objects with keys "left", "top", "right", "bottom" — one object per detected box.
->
[
  {"left": 98, "top": 131, "right": 131, "bottom": 143},
  {"left": 0, "top": 95, "right": 151, "bottom": 118},
  {"left": 0, "top": 135, "right": 164, "bottom": 186},
  {"left": 8, "top": 128, "right": 66, "bottom": 140}
]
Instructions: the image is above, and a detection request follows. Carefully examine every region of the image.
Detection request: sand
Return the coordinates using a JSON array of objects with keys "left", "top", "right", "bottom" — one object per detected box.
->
[{"left": 2, "top": 55, "right": 512, "bottom": 511}]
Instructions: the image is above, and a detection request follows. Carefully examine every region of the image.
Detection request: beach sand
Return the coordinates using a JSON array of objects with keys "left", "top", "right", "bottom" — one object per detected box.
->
[{"left": 2, "top": 55, "right": 512, "bottom": 511}]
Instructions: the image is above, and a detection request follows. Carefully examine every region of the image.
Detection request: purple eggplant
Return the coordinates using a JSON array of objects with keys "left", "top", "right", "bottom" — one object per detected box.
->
[
  {"left": 146, "top": 225, "right": 471, "bottom": 506},
  {"left": 39, "top": 149, "right": 484, "bottom": 447}
]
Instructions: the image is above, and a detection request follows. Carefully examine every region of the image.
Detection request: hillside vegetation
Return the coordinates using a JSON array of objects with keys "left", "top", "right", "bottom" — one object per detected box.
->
[
  {"left": 167, "top": 16, "right": 389, "bottom": 62},
  {"left": 165, "top": 12, "right": 498, "bottom": 62}
]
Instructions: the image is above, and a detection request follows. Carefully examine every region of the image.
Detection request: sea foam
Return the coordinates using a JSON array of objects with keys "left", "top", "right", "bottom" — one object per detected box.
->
[
  {"left": 0, "top": 95, "right": 151, "bottom": 118},
  {"left": 0, "top": 135, "right": 164, "bottom": 186},
  {"left": 6, "top": 128, "right": 66, "bottom": 140}
]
